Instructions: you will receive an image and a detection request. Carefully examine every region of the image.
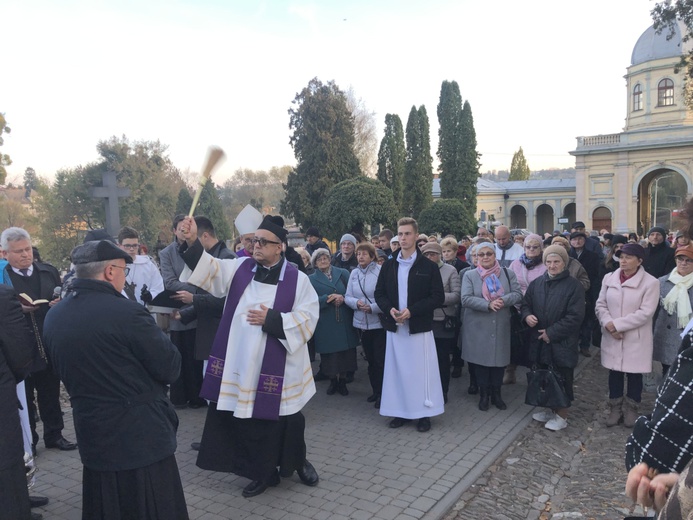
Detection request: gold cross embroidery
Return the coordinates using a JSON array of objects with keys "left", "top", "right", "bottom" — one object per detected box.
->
[
  {"left": 209, "top": 359, "right": 224, "bottom": 377},
  {"left": 263, "top": 376, "right": 280, "bottom": 393}
]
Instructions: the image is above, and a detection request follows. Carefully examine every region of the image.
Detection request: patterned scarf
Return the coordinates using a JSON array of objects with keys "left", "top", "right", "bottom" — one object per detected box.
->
[
  {"left": 519, "top": 253, "right": 543, "bottom": 270},
  {"left": 477, "top": 261, "right": 504, "bottom": 301},
  {"left": 663, "top": 267, "right": 693, "bottom": 328}
]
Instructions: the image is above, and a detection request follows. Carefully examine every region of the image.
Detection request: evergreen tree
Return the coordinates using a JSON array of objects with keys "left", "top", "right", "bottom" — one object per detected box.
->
[
  {"left": 281, "top": 77, "right": 362, "bottom": 227},
  {"left": 418, "top": 199, "right": 476, "bottom": 237},
  {"left": 175, "top": 187, "right": 193, "bottom": 216},
  {"left": 509, "top": 147, "right": 531, "bottom": 181},
  {"left": 437, "top": 80, "right": 465, "bottom": 200},
  {"left": 376, "top": 114, "right": 406, "bottom": 213},
  {"left": 23, "top": 166, "right": 37, "bottom": 198},
  {"left": 402, "top": 105, "right": 433, "bottom": 219},
  {"left": 458, "top": 101, "right": 481, "bottom": 224},
  {"left": 197, "top": 181, "right": 232, "bottom": 241},
  {"left": 0, "top": 113, "right": 11, "bottom": 185}
]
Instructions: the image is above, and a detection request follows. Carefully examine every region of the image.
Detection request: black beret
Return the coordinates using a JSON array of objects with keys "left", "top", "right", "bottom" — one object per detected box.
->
[{"left": 71, "top": 240, "right": 133, "bottom": 265}]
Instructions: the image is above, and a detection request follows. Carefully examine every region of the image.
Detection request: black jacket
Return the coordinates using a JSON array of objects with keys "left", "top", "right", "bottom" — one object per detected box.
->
[
  {"left": 178, "top": 240, "right": 235, "bottom": 360},
  {"left": 305, "top": 239, "right": 330, "bottom": 256},
  {"left": 374, "top": 250, "right": 444, "bottom": 334},
  {"left": 643, "top": 241, "right": 676, "bottom": 279},
  {"left": 0, "top": 286, "right": 35, "bottom": 470},
  {"left": 569, "top": 248, "right": 601, "bottom": 303},
  {"left": 44, "top": 279, "right": 181, "bottom": 472},
  {"left": 521, "top": 270, "right": 585, "bottom": 368}
]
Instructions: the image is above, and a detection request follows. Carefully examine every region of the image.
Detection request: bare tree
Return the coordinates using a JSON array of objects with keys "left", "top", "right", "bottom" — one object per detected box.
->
[{"left": 345, "top": 86, "right": 378, "bottom": 177}]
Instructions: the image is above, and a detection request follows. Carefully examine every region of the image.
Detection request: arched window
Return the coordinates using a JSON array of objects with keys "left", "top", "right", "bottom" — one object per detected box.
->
[
  {"left": 658, "top": 78, "right": 674, "bottom": 106},
  {"left": 633, "top": 84, "right": 643, "bottom": 111}
]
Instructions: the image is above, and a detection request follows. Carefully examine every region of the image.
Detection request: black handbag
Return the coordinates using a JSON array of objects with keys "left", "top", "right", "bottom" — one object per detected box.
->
[{"left": 525, "top": 340, "right": 571, "bottom": 409}]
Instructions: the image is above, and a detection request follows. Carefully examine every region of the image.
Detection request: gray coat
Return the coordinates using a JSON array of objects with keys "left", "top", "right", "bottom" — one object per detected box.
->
[
  {"left": 653, "top": 274, "right": 693, "bottom": 366},
  {"left": 159, "top": 241, "right": 199, "bottom": 331},
  {"left": 460, "top": 268, "right": 522, "bottom": 367},
  {"left": 345, "top": 262, "right": 383, "bottom": 330}
]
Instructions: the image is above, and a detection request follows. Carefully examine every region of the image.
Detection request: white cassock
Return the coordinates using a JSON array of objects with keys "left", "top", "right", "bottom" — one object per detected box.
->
[
  {"left": 379, "top": 254, "right": 445, "bottom": 419},
  {"left": 181, "top": 254, "right": 318, "bottom": 418}
]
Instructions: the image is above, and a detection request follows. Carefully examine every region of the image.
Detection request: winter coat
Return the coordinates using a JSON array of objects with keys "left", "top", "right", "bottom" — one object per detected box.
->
[
  {"left": 309, "top": 267, "right": 359, "bottom": 354},
  {"left": 305, "top": 239, "right": 331, "bottom": 257},
  {"left": 653, "top": 272, "right": 693, "bottom": 366},
  {"left": 374, "top": 251, "right": 445, "bottom": 334},
  {"left": 345, "top": 262, "right": 383, "bottom": 330},
  {"left": 432, "top": 263, "right": 461, "bottom": 339},
  {"left": 521, "top": 270, "right": 585, "bottom": 369},
  {"left": 567, "top": 257, "right": 590, "bottom": 293},
  {"left": 569, "top": 248, "right": 600, "bottom": 303},
  {"left": 44, "top": 278, "right": 181, "bottom": 472},
  {"left": 643, "top": 241, "right": 676, "bottom": 279},
  {"left": 460, "top": 267, "right": 523, "bottom": 367},
  {"left": 595, "top": 267, "right": 659, "bottom": 373},
  {"left": 331, "top": 252, "right": 357, "bottom": 272}
]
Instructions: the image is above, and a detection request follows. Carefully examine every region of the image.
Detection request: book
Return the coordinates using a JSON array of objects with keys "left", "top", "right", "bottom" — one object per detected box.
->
[
  {"left": 146, "top": 290, "right": 185, "bottom": 314},
  {"left": 18, "top": 293, "right": 50, "bottom": 306}
]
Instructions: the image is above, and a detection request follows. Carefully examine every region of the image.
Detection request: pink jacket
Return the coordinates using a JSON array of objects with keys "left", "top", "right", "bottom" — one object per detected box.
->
[
  {"left": 595, "top": 267, "right": 659, "bottom": 373},
  {"left": 509, "top": 258, "right": 547, "bottom": 295}
]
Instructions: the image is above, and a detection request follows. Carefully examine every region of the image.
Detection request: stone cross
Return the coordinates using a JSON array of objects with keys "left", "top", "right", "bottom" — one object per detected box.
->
[{"left": 89, "top": 171, "right": 131, "bottom": 237}]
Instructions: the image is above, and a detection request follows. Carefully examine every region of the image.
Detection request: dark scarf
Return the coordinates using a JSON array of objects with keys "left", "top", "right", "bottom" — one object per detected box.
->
[{"left": 519, "top": 253, "right": 543, "bottom": 270}]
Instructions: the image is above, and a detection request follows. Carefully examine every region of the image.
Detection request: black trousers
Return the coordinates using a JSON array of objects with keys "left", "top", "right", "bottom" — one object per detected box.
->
[
  {"left": 25, "top": 366, "right": 64, "bottom": 445},
  {"left": 434, "top": 336, "right": 455, "bottom": 394},
  {"left": 474, "top": 365, "right": 504, "bottom": 388},
  {"left": 169, "top": 329, "right": 202, "bottom": 405},
  {"left": 360, "top": 329, "right": 386, "bottom": 396}
]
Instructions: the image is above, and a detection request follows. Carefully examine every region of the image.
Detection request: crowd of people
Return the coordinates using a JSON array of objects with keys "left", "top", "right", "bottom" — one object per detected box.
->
[{"left": 4, "top": 200, "right": 693, "bottom": 518}]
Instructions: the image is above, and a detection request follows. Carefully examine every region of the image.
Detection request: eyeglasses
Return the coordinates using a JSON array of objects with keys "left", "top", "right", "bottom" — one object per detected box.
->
[
  {"left": 477, "top": 252, "right": 495, "bottom": 257},
  {"left": 252, "top": 237, "right": 281, "bottom": 247},
  {"left": 423, "top": 251, "right": 440, "bottom": 256},
  {"left": 524, "top": 245, "right": 541, "bottom": 250},
  {"left": 121, "top": 244, "right": 139, "bottom": 249},
  {"left": 676, "top": 256, "right": 693, "bottom": 265},
  {"left": 110, "top": 264, "right": 130, "bottom": 275}
]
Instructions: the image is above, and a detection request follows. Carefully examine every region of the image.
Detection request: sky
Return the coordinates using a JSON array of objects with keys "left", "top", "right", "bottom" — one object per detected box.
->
[{"left": 2, "top": 0, "right": 658, "bottom": 186}]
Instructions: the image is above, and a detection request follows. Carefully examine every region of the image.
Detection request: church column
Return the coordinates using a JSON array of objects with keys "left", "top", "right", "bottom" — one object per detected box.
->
[
  {"left": 527, "top": 200, "right": 535, "bottom": 232},
  {"left": 614, "top": 154, "right": 630, "bottom": 233}
]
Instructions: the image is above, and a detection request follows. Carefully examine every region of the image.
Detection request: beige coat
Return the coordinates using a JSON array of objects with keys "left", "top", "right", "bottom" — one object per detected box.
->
[{"left": 595, "top": 267, "right": 659, "bottom": 373}]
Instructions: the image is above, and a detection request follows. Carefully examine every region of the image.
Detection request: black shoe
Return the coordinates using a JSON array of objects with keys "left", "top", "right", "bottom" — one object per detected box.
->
[
  {"left": 389, "top": 417, "right": 410, "bottom": 428},
  {"left": 416, "top": 417, "right": 431, "bottom": 432},
  {"left": 326, "top": 379, "right": 337, "bottom": 395},
  {"left": 29, "top": 496, "right": 49, "bottom": 508},
  {"left": 366, "top": 393, "right": 378, "bottom": 403},
  {"left": 451, "top": 366, "right": 462, "bottom": 378},
  {"left": 345, "top": 372, "right": 355, "bottom": 384},
  {"left": 188, "top": 398, "right": 207, "bottom": 409},
  {"left": 191, "top": 442, "right": 201, "bottom": 451},
  {"left": 478, "top": 388, "right": 490, "bottom": 411},
  {"left": 374, "top": 397, "right": 381, "bottom": 409},
  {"left": 242, "top": 470, "right": 280, "bottom": 498},
  {"left": 45, "top": 437, "right": 77, "bottom": 451},
  {"left": 338, "top": 379, "right": 349, "bottom": 396},
  {"left": 580, "top": 348, "right": 592, "bottom": 357},
  {"left": 296, "top": 460, "right": 319, "bottom": 486},
  {"left": 491, "top": 387, "right": 507, "bottom": 410},
  {"left": 468, "top": 383, "right": 479, "bottom": 395},
  {"left": 313, "top": 370, "right": 328, "bottom": 382}
]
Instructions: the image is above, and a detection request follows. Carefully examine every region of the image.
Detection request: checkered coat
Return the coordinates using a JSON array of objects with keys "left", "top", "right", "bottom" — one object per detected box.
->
[{"left": 625, "top": 329, "right": 693, "bottom": 473}]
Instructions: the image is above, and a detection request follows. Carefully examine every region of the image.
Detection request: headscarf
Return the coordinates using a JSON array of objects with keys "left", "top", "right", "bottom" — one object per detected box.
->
[{"left": 475, "top": 243, "right": 504, "bottom": 301}]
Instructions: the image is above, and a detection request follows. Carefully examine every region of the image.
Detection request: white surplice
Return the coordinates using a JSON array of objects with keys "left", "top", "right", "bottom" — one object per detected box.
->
[
  {"left": 181, "top": 254, "right": 319, "bottom": 418},
  {"left": 379, "top": 252, "right": 445, "bottom": 419}
]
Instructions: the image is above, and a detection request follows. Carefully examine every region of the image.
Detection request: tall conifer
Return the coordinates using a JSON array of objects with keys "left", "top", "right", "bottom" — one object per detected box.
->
[
  {"left": 402, "top": 105, "right": 433, "bottom": 218},
  {"left": 376, "top": 114, "right": 406, "bottom": 213}
]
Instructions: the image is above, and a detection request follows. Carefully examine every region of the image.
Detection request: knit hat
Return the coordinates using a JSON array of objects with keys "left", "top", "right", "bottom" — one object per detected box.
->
[
  {"left": 551, "top": 236, "right": 569, "bottom": 248},
  {"left": 543, "top": 245, "right": 568, "bottom": 266},
  {"left": 305, "top": 226, "right": 320, "bottom": 238},
  {"left": 340, "top": 234, "right": 357, "bottom": 247},
  {"left": 610, "top": 234, "right": 628, "bottom": 246},
  {"left": 523, "top": 233, "right": 543, "bottom": 247},
  {"left": 647, "top": 226, "right": 667, "bottom": 238}
]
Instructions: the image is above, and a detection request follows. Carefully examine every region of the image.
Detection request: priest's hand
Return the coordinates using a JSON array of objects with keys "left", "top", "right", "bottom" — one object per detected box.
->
[
  {"left": 247, "top": 304, "right": 269, "bottom": 326},
  {"left": 180, "top": 216, "right": 198, "bottom": 246}
]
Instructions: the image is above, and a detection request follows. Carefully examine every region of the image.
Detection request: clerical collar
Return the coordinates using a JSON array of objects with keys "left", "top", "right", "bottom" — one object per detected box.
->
[{"left": 253, "top": 257, "right": 285, "bottom": 285}]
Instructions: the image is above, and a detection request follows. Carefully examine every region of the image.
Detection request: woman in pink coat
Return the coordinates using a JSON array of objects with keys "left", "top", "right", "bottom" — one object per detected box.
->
[{"left": 595, "top": 243, "right": 659, "bottom": 429}]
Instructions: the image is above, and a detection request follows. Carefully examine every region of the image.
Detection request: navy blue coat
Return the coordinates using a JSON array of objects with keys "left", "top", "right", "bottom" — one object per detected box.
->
[{"left": 44, "top": 278, "right": 181, "bottom": 472}]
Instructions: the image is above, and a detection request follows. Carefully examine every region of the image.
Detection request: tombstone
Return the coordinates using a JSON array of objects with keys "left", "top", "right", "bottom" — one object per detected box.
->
[{"left": 89, "top": 171, "right": 130, "bottom": 237}]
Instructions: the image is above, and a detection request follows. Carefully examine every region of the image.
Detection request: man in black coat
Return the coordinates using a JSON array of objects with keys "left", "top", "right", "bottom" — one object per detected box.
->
[
  {"left": 44, "top": 240, "right": 187, "bottom": 519},
  {"left": 0, "top": 226, "right": 76, "bottom": 452},
  {"left": 643, "top": 226, "right": 676, "bottom": 279},
  {"left": 304, "top": 227, "right": 330, "bottom": 256},
  {"left": 0, "top": 284, "right": 37, "bottom": 520},
  {"left": 374, "top": 218, "right": 445, "bottom": 433},
  {"left": 569, "top": 231, "right": 601, "bottom": 357}
]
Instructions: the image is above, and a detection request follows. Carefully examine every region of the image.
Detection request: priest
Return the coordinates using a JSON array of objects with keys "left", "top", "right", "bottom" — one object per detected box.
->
[{"left": 178, "top": 214, "right": 320, "bottom": 498}]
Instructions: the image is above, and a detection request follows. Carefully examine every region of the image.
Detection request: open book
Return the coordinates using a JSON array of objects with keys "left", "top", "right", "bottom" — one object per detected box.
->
[{"left": 18, "top": 293, "right": 50, "bottom": 306}]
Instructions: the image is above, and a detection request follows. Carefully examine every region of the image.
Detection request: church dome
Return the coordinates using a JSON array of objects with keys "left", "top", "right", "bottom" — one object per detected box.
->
[{"left": 631, "top": 21, "right": 693, "bottom": 66}]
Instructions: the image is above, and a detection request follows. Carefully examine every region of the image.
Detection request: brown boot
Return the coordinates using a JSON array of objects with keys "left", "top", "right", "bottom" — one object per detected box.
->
[
  {"left": 623, "top": 397, "right": 640, "bottom": 428},
  {"left": 606, "top": 397, "right": 623, "bottom": 427},
  {"left": 503, "top": 365, "right": 516, "bottom": 385}
]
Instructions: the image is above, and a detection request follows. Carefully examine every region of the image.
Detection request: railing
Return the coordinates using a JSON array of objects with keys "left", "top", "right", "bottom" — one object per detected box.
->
[{"left": 576, "top": 133, "right": 622, "bottom": 147}]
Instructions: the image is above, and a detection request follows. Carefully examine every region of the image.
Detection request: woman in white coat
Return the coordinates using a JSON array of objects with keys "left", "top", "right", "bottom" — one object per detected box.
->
[{"left": 595, "top": 243, "right": 659, "bottom": 428}]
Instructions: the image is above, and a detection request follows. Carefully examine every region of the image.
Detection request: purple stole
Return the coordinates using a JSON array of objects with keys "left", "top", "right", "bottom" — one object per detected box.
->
[{"left": 199, "top": 258, "right": 299, "bottom": 420}]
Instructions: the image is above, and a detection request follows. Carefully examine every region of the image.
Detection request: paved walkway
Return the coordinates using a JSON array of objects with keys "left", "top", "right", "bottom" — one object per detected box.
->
[{"left": 29, "top": 349, "right": 651, "bottom": 519}]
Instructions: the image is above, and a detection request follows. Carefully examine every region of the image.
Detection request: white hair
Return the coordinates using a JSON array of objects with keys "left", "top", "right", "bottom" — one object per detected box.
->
[{"left": 1, "top": 227, "right": 31, "bottom": 251}]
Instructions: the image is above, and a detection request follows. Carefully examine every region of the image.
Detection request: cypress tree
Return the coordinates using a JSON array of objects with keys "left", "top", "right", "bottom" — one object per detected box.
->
[
  {"left": 459, "top": 101, "right": 481, "bottom": 224},
  {"left": 196, "top": 181, "right": 232, "bottom": 241},
  {"left": 437, "top": 80, "right": 464, "bottom": 200},
  {"left": 402, "top": 105, "right": 433, "bottom": 219},
  {"left": 376, "top": 113, "right": 406, "bottom": 213},
  {"left": 509, "top": 146, "right": 531, "bottom": 181}
]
